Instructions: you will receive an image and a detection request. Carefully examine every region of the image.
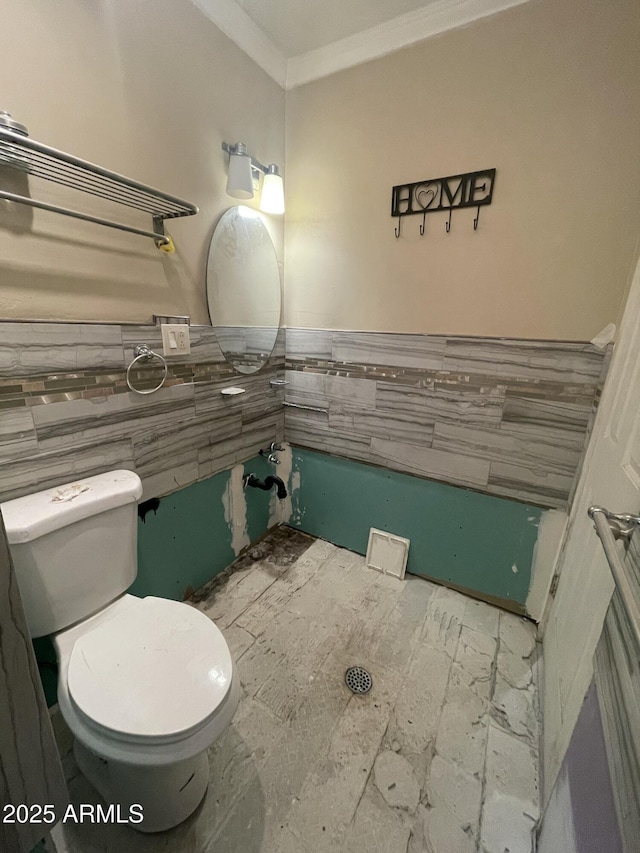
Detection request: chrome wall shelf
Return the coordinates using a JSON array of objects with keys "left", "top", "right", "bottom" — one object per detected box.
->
[{"left": 0, "top": 112, "right": 198, "bottom": 249}]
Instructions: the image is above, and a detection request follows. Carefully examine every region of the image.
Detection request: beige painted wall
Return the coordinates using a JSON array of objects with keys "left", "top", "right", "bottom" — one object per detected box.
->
[
  {"left": 0, "top": 0, "right": 284, "bottom": 324},
  {"left": 3, "top": 0, "right": 639, "bottom": 337},
  {"left": 285, "top": 0, "right": 640, "bottom": 339}
]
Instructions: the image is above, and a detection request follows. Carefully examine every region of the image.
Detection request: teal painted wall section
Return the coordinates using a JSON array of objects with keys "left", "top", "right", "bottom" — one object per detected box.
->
[
  {"left": 289, "top": 447, "right": 542, "bottom": 606},
  {"left": 132, "top": 454, "right": 273, "bottom": 600}
]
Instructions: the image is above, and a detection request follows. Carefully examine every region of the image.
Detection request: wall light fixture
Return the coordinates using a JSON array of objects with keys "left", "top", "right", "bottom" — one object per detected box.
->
[{"left": 222, "top": 141, "right": 284, "bottom": 214}]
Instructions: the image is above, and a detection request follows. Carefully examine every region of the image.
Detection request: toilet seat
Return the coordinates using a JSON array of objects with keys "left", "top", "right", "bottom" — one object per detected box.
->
[
  {"left": 54, "top": 594, "right": 241, "bottom": 766},
  {"left": 67, "top": 596, "right": 233, "bottom": 742}
]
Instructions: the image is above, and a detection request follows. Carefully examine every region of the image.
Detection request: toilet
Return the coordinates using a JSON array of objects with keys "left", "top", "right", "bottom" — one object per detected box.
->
[{"left": 1, "top": 470, "right": 240, "bottom": 833}]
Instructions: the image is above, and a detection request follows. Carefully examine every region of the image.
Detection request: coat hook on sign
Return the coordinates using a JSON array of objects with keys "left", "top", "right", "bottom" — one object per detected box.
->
[
  {"left": 445, "top": 209, "right": 452, "bottom": 233},
  {"left": 473, "top": 205, "right": 481, "bottom": 231},
  {"left": 419, "top": 211, "right": 427, "bottom": 236},
  {"left": 394, "top": 216, "right": 402, "bottom": 238}
]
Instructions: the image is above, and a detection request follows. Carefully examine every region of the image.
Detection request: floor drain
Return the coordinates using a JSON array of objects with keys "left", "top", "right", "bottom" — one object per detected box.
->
[{"left": 345, "top": 666, "right": 372, "bottom": 694}]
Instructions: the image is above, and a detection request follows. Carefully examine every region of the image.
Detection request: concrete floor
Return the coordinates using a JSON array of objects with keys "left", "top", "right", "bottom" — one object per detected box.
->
[{"left": 52, "top": 526, "right": 540, "bottom": 852}]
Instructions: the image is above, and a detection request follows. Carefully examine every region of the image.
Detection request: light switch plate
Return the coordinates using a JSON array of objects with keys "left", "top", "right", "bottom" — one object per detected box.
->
[{"left": 161, "top": 323, "right": 191, "bottom": 356}]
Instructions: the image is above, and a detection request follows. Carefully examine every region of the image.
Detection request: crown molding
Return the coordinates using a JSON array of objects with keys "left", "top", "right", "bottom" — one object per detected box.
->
[
  {"left": 286, "top": 0, "right": 531, "bottom": 89},
  {"left": 192, "top": 0, "right": 532, "bottom": 92},
  {"left": 191, "top": 0, "right": 287, "bottom": 88}
]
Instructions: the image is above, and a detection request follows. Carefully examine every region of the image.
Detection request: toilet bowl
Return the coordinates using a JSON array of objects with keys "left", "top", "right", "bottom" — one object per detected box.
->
[
  {"left": 54, "top": 594, "right": 241, "bottom": 832},
  {"left": 1, "top": 470, "right": 240, "bottom": 833}
]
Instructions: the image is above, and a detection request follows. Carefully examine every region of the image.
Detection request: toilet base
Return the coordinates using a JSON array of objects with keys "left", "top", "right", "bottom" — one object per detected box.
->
[{"left": 74, "top": 739, "right": 209, "bottom": 833}]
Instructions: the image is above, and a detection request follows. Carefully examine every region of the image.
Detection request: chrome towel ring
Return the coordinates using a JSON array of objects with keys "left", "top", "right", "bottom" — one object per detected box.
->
[{"left": 126, "top": 344, "right": 168, "bottom": 395}]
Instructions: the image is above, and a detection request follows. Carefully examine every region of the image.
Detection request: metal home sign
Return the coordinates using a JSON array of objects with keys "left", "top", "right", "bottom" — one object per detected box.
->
[{"left": 391, "top": 168, "right": 496, "bottom": 236}]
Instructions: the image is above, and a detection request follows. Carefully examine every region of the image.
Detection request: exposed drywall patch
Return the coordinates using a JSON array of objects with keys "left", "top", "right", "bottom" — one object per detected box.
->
[
  {"left": 526, "top": 509, "right": 568, "bottom": 624},
  {"left": 289, "top": 447, "right": 541, "bottom": 607},
  {"left": 269, "top": 442, "right": 293, "bottom": 526},
  {"left": 289, "top": 469, "right": 303, "bottom": 525},
  {"left": 223, "top": 463, "right": 250, "bottom": 556},
  {"left": 133, "top": 458, "right": 271, "bottom": 602},
  {"left": 288, "top": 451, "right": 304, "bottom": 526},
  {"left": 134, "top": 470, "right": 237, "bottom": 601}
]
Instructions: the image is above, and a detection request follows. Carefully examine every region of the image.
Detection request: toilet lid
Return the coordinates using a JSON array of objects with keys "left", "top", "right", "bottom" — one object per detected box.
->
[{"left": 67, "top": 597, "right": 233, "bottom": 739}]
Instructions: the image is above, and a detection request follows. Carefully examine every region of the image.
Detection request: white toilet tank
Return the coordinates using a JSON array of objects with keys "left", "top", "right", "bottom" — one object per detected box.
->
[{"left": 1, "top": 470, "right": 143, "bottom": 637}]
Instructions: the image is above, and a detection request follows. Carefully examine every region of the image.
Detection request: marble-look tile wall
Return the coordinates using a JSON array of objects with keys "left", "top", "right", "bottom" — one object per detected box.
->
[
  {"left": 0, "top": 323, "right": 610, "bottom": 511},
  {"left": 0, "top": 322, "right": 285, "bottom": 502},
  {"left": 285, "top": 329, "right": 611, "bottom": 510}
]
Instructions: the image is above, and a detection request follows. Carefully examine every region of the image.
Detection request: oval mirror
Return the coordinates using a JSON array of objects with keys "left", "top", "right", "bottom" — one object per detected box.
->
[{"left": 206, "top": 205, "right": 281, "bottom": 374}]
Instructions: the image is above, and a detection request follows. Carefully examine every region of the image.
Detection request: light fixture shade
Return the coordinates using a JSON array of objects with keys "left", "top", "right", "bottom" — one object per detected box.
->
[
  {"left": 226, "top": 152, "right": 254, "bottom": 199},
  {"left": 260, "top": 170, "right": 285, "bottom": 215}
]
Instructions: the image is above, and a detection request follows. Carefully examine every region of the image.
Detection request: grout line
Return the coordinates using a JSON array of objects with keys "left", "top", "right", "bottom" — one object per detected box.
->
[
  {"left": 533, "top": 638, "right": 545, "bottom": 814},
  {"left": 476, "top": 611, "right": 502, "bottom": 853}
]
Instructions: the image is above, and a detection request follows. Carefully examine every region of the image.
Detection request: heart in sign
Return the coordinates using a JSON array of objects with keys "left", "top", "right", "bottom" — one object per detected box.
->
[{"left": 414, "top": 182, "right": 440, "bottom": 211}]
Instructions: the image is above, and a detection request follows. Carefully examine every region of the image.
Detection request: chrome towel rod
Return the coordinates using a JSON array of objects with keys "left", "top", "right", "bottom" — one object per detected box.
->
[
  {"left": 588, "top": 505, "right": 640, "bottom": 651},
  {"left": 283, "top": 401, "right": 328, "bottom": 414},
  {"left": 0, "top": 189, "right": 171, "bottom": 245}
]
